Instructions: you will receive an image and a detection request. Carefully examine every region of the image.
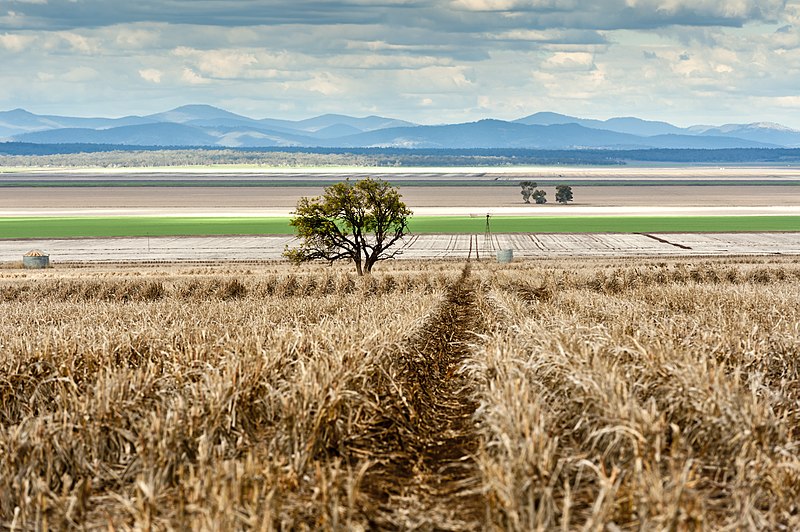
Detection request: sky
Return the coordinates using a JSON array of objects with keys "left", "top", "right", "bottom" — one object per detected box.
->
[{"left": 1, "top": 0, "right": 800, "bottom": 128}]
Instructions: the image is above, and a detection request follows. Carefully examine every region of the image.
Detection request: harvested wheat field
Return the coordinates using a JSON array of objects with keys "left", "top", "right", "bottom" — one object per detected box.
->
[{"left": 1, "top": 258, "right": 799, "bottom": 530}]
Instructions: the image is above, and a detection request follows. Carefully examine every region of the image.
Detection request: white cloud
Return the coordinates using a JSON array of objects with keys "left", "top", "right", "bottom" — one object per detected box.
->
[
  {"left": 396, "top": 66, "right": 474, "bottom": 93},
  {"left": 0, "top": 32, "right": 35, "bottom": 51},
  {"left": 451, "top": 0, "right": 787, "bottom": 26},
  {"left": 0, "top": 10, "right": 26, "bottom": 29},
  {"left": 541, "top": 51, "right": 595, "bottom": 71},
  {"left": 138, "top": 68, "right": 162, "bottom": 83},
  {"left": 296, "top": 72, "right": 346, "bottom": 96},
  {"left": 330, "top": 53, "right": 451, "bottom": 69},
  {"left": 57, "top": 31, "right": 99, "bottom": 53},
  {"left": 62, "top": 66, "right": 98, "bottom": 82},
  {"left": 181, "top": 67, "right": 209, "bottom": 85},
  {"left": 0, "top": 2, "right": 799, "bottom": 127},
  {"left": 114, "top": 26, "right": 160, "bottom": 49},
  {"left": 634, "top": 0, "right": 785, "bottom": 19},
  {"left": 197, "top": 50, "right": 257, "bottom": 78},
  {"left": 768, "top": 95, "right": 800, "bottom": 107},
  {"left": 451, "top": 0, "right": 572, "bottom": 11},
  {"left": 172, "top": 47, "right": 258, "bottom": 78},
  {"left": 493, "top": 29, "right": 561, "bottom": 41}
]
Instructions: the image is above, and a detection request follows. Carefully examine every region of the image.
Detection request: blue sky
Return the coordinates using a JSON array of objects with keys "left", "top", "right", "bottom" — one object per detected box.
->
[{"left": 1, "top": 0, "right": 799, "bottom": 127}]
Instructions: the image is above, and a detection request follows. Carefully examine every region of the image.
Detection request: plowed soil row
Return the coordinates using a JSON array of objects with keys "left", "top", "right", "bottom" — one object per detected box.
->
[{"left": 349, "top": 265, "right": 485, "bottom": 530}]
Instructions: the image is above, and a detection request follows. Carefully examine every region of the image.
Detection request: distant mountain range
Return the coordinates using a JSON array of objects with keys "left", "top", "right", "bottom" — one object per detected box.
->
[{"left": 2, "top": 104, "right": 800, "bottom": 150}]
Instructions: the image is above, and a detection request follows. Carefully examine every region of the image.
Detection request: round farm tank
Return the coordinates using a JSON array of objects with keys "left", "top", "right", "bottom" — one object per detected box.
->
[
  {"left": 23, "top": 249, "right": 50, "bottom": 269},
  {"left": 496, "top": 249, "right": 513, "bottom": 263}
]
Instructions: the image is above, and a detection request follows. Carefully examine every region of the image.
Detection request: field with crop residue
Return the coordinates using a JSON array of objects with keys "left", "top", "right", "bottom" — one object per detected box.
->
[{"left": 1, "top": 258, "right": 798, "bottom": 529}]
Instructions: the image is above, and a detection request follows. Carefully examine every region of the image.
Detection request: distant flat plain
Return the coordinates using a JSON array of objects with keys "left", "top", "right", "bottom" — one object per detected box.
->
[
  {"left": 1, "top": 166, "right": 800, "bottom": 217},
  {"left": 2, "top": 166, "right": 799, "bottom": 259}
]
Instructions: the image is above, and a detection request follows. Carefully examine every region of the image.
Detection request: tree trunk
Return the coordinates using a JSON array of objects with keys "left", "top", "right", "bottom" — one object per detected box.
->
[{"left": 364, "top": 253, "right": 378, "bottom": 274}]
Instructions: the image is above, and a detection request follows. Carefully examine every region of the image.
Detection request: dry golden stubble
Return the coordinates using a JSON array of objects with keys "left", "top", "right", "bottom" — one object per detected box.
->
[
  {"left": 2, "top": 259, "right": 799, "bottom": 530},
  {"left": 470, "top": 260, "right": 800, "bottom": 530},
  {"left": 0, "top": 267, "right": 450, "bottom": 529}
]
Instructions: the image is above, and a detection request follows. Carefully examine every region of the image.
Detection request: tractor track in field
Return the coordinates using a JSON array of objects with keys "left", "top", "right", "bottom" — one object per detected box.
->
[{"left": 349, "top": 264, "right": 486, "bottom": 530}]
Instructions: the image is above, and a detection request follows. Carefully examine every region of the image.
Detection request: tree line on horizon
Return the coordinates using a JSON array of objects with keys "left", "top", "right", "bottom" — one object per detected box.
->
[{"left": 3, "top": 144, "right": 800, "bottom": 167}]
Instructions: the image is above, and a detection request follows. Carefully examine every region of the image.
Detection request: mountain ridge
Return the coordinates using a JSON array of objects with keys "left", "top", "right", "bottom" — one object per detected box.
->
[{"left": 1, "top": 105, "right": 796, "bottom": 149}]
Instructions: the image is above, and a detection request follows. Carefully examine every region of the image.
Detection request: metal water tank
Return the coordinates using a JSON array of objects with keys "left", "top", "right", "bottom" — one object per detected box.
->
[
  {"left": 496, "top": 249, "right": 513, "bottom": 263},
  {"left": 23, "top": 250, "right": 49, "bottom": 269}
]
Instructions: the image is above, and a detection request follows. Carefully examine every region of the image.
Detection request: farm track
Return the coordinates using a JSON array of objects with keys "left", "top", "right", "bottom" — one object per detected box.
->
[{"left": 350, "top": 264, "right": 485, "bottom": 530}]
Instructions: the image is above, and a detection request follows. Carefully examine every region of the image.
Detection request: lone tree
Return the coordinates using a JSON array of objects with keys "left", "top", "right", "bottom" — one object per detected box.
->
[
  {"left": 555, "top": 185, "right": 574, "bottom": 204},
  {"left": 520, "top": 181, "right": 537, "bottom": 203},
  {"left": 532, "top": 189, "right": 547, "bottom": 204},
  {"left": 283, "top": 177, "right": 412, "bottom": 275}
]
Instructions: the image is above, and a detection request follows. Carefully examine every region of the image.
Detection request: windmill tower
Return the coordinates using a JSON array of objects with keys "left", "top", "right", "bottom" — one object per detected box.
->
[{"left": 484, "top": 213, "right": 494, "bottom": 251}]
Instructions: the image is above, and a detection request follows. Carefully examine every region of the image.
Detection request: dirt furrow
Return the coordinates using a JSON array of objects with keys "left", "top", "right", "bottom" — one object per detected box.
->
[{"left": 349, "top": 264, "right": 485, "bottom": 530}]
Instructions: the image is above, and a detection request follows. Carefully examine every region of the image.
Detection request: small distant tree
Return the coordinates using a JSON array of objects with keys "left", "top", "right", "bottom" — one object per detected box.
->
[
  {"left": 520, "top": 181, "right": 537, "bottom": 203},
  {"left": 283, "top": 177, "right": 411, "bottom": 275},
  {"left": 532, "top": 189, "right": 547, "bottom": 204},
  {"left": 556, "top": 185, "right": 573, "bottom": 204}
]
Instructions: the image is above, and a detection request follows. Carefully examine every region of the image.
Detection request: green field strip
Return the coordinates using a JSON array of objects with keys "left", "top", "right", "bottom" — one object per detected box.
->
[
  {"left": 0, "top": 215, "right": 798, "bottom": 239},
  {"left": 0, "top": 217, "right": 295, "bottom": 239},
  {"left": 409, "top": 215, "right": 800, "bottom": 233}
]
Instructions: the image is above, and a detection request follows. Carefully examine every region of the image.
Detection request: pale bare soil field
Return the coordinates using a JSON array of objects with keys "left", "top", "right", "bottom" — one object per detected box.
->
[
  {"left": 2, "top": 166, "right": 800, "bottom": 218},
  {"left": 4, "top": 165, "right": 800, "bottom": 179},
  {"left": 1, "top": 258, "right": 799, "bottom": 530},
  {"left": 2, "top": 233, "right": 799, "bottom": 263},
  {"left": 1, "top": 185, "right": 799, "bottom": 213}
]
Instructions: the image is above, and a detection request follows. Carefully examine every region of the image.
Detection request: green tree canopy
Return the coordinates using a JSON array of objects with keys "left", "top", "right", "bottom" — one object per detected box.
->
[
  {"left": 520, "top": 181, "right": 537, "bottom": 203},
  {"left": 555, "top": 185, "right": 574, "bottom": 204},
  {"left": 283, "top": 177, "right": 412, "bottom": 275}
]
